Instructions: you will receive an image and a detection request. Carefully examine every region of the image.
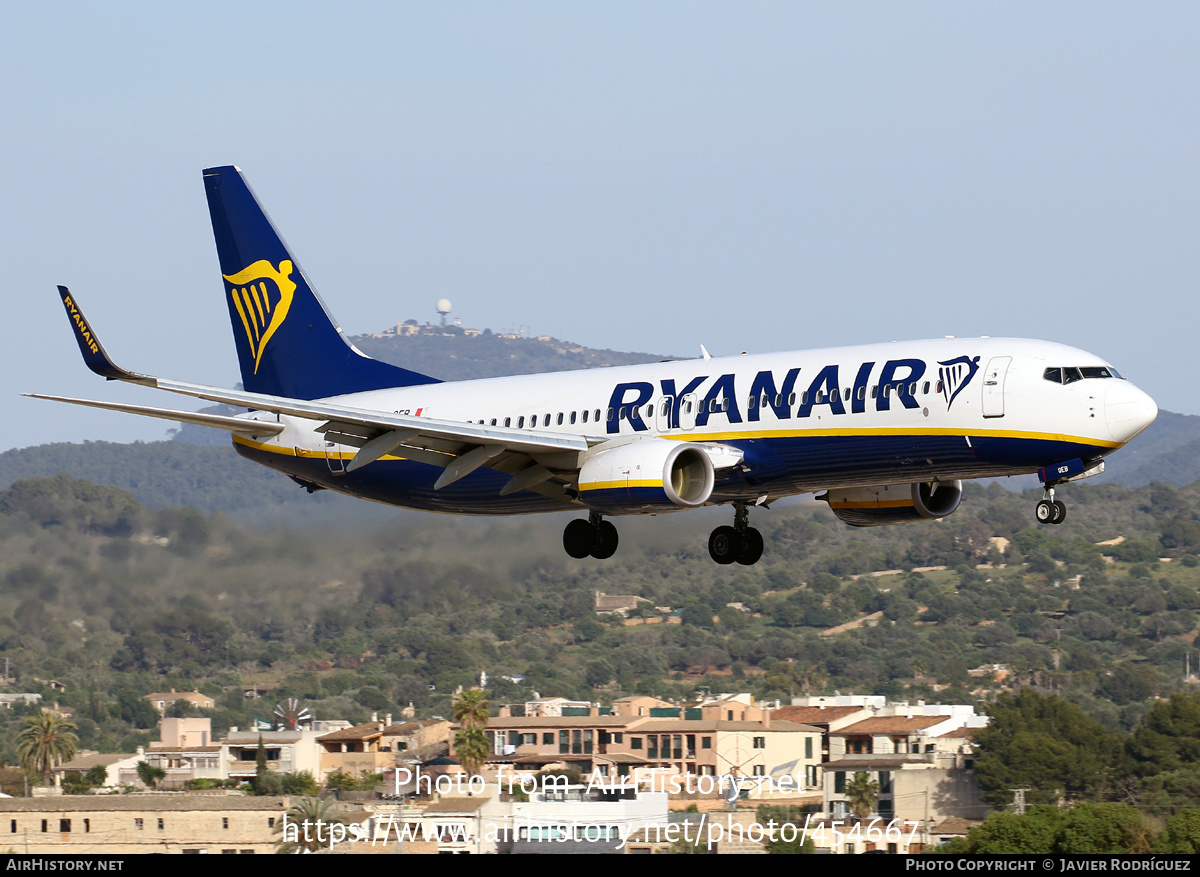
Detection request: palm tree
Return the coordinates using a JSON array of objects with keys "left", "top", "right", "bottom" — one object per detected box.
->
[
  {"left": 452, "top": 689, "right": 492, "bottom": 777},
  {"left": 844, "top": 771, "right": 881, "bottom": 819},
  {"left": 274, "top": 795, "right": 347, "bottom": 854},
  {"left": 16, "top": 712, "right": 79, "bottom": 786},
  {"left": 452, "top": 688, "right": 490, "bottom": 731},
  {"left": 454, "top": 727, "right": 491, "bottom": 777}
]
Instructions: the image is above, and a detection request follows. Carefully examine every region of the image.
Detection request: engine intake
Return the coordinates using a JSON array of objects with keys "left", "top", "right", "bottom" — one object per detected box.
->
[
  {"left": 820, "top": 480, "right": 963, "bottom": 527},
  {"left": 578, "top": 439, "right": 715, "bottom": 515}
]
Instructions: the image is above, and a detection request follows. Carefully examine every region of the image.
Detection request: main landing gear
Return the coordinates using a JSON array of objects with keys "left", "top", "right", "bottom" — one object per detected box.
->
[
  {"left": 709, "top": 502, "right": 764, "bottom": 566},
  {"left": 563, "top": 511, "right": 619, "bottom": 559},
  {"left": 563, "top": 503, "right": 765, "bottom": 565},
  {"left": 1035, "top": 486, "right": 1067, "bottom": 525}
]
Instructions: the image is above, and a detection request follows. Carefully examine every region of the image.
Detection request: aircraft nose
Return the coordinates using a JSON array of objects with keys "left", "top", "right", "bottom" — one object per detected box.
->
[{"left": 1105, "top": 380, "right": 1158, "bottom": 444}]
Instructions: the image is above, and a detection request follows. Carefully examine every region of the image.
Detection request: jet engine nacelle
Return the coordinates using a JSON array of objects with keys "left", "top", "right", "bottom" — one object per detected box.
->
[
  {"left": 578, "top": 439, "right": 715, "bottom": 515},
  {"left": 820, "top": 480, "right": 963, "bottom": 528}
]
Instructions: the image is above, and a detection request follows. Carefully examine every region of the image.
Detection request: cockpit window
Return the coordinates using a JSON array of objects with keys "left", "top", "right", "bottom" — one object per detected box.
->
[{"left": 1045, "top": 366, "right": 1122, "bottom": 384}]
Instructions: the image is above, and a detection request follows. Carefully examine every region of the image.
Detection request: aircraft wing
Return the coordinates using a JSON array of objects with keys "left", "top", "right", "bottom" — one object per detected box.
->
[{"left": 41, "top": 286, "right": 596, "bottom": 496}]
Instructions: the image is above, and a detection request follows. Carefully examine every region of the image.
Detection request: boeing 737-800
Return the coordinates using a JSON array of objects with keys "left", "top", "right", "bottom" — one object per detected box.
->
[{"left": 32, "top": 166, "right": 1159, "bottom": 565}]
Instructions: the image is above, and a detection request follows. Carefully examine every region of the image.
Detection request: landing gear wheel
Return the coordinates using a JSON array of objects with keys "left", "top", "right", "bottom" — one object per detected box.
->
[
  {"left": 1036, "top": 500, "right": 1054, "bottom": 524},
  {"left": 736, "top": 527, "right": 764, "bottom": 565},
  {"left": 563, "top": 519, "right": 594, "bottom": 558},
  {"left": 709, "top": 526, "right": 742, "bottom": 565},
  {"left": 1052, "top": 500, "right": 1067, "bottom": 524},
  {"left": 591, "top": 520, "right": 619, "bottom": 559}
]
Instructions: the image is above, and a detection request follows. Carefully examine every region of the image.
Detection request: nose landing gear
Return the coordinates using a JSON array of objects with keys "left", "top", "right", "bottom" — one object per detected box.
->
[
  {"left": 564, "top": 511, "right": 619, "bottom": 559},
  {"left": 709, "top": 502, "right": 764, "bottom": 565},
  {"left": 1035, "top": 486, "right": 1067, "bottom": 525}
]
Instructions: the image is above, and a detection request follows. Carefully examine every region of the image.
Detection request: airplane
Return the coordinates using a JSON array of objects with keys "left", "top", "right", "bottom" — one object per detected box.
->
[{"left": 31, "top": 166, "right": 1159, "bottom": 565}]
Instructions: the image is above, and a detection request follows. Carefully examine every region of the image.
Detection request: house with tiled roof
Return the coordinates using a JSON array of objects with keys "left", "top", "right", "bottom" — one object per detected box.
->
[
  {"left": 381, "top": 718, "right": 451, "bottom": 762},
  {"left": 144, "top": 689, "right": 214, "bottom": 714},
  {"left": 474, "top": 704, "right": 823, "bottom": 802},
  {"left": 317, "top": 715, "right": 433, "bottom": 778},
  {"left": 54, "top": 752, "right": 141, "bottom": 789},
  {"left": 820, "top": 705, "right": 987, "bottom": 841}
]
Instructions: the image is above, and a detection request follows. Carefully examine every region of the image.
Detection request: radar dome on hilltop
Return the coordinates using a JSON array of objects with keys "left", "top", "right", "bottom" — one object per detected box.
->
[{"left": 436, "top": 299, "right": 452, "bottom": 316}]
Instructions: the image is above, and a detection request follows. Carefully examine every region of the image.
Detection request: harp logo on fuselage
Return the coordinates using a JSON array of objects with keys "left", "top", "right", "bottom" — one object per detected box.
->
[{"left": 224, "top": 259, "right": 297, "bottom": 373}]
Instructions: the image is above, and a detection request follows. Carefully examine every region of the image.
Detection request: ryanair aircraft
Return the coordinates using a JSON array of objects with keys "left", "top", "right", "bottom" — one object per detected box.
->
[{"left": 34, "top": 166, "right": 1159, "bottom": 565}]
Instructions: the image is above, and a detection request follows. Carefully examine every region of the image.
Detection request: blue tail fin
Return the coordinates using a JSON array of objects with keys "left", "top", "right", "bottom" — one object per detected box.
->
[{"left": 202, "top": 165, "right": 440, "bottom": 399}]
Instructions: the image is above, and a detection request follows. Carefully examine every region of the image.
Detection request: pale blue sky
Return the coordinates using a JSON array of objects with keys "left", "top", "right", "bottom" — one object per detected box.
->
[{"left": 3, "top": 2, "right": 1196, "bottom": 450}]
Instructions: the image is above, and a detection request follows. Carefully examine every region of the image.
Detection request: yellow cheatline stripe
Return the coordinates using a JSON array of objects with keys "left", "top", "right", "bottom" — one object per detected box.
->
[
  {"left": 580, "top": 479, "right": 664, "bottom": 491},
  {"left": 663, "top": 425, "right": 1122, "bottom": 449},
  {"left": 828, "top": 499, "right": 914, "bottom": 509},
  {"left": 232, "top": 434, "right": 412, "bottom": 463}
]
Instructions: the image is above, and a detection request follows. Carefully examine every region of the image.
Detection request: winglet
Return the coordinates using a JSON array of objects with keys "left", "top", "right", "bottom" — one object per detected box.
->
[{"left": 56, "top": 286, "right": 156, "bottom": 386}]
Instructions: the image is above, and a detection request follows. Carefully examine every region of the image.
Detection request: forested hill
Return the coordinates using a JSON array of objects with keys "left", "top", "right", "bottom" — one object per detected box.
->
[
  {"left": 351, "top": 325, "right": 675, "bottom": 381},
  {"left": 2, "top": 470, "right": 1200, "bottom": 803}
]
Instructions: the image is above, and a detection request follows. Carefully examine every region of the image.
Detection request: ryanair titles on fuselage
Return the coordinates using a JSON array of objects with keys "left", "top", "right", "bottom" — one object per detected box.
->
[{"left": 602, "top": 354, "right": 981, "bottom": 434}]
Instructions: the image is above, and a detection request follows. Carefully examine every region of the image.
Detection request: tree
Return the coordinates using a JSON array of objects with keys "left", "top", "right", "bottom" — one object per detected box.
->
[
  {"left": 452, "top": 688, "right": 490, "bottom": 731},
  {"left": 136, "top": 760, "right": 166, "bottom": 790},
  {"left": 16, "top": 713, "right": 78, "bottom": 786},
  {"left": 1156, "top": 810, "right": 1200, "bottom": 853},
  {"left": 452, "top": 688, "right": 491, "bottom": 776},
  {"left": 1127, "top": 693, "right": 1200, "bottom": 778},
  {"left": 1057, "top": 803, "right": 1152, "bottom": 854},
  {"left": 973, "top": 690, "right": 1124, "bottom": 805},
  {"left": 954, "top": 804, "right": 1152, "bottom": 854},
  {"left": 454, "top": 727, "right": 491, "bottom": 777},
  {"left": 274, "top": 796, "right": 348, "bottom": 854},
  {"left": 844, "top": 772, "right": 880, "bottom": 819},
  {"left": 957, "top": 807, "right": 1065, "bottom": 853}
]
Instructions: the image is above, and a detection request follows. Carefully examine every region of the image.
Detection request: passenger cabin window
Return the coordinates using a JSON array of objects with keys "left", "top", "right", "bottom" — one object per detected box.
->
[
  {"left": 595, "top": 409, "right": 602, "bottom": 422},
  {"left": 517, "top": 416, "right": 524, "bottom": 428},
  {"left": 570, "top": 411, "right": 577, "bottom": 424},
  {"left": 582, "top": 409, "right": 589, "bottom": 423},
  {"left": 504, "top": 417, "right": 511, "bottom": 427},
  {"left": 544, "top": 414, "right": 551, "bottom": 426}
]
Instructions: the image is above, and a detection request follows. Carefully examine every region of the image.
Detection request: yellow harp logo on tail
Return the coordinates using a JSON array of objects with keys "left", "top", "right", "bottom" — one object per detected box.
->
[{"left": 224, "top": 260, "right": 297, "bottom": 374}]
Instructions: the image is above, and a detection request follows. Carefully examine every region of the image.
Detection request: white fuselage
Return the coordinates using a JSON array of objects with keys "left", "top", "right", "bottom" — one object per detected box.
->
[{"left": 234, "top": 336, "right": 1156, "bottom": 514}]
